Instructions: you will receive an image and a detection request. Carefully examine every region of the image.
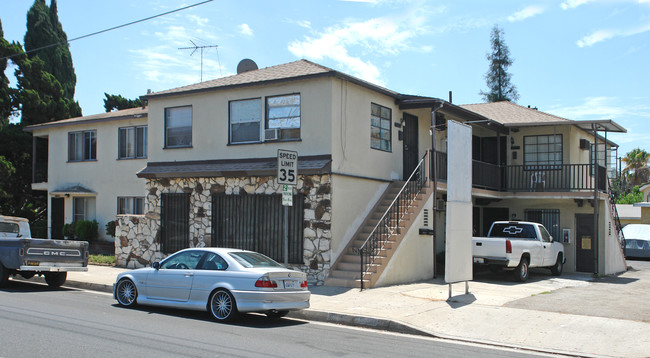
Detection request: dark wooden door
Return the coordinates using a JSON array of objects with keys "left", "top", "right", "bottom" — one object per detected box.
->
[
  {"left": 51, "top": 197, "right": 64, "bottom": 239},
  {"left": 402, "top": 113, "right": 419, "bottom": 179},
  {"left": 576, "top": 214, "right": 595, "bottom": 273}
]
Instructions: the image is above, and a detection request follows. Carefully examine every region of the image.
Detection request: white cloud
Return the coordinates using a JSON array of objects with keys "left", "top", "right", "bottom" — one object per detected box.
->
[
  {"left": 507, "top": 6, "right": 545, "bottom": 22},
  {"left": 577, "top": 22, "right": 650, "bottom": 47},
  {"left": 288, "top": 7, "right": 430, "bottom": 85},
  {"left": 238, "top": 23, "right": 253, "bottom": 36},
  {"left": 548, "top": 97, "right": 650, "bottom": 121},
  {"left": 560, "top": 0, "right": 593, "bottom": 10}
]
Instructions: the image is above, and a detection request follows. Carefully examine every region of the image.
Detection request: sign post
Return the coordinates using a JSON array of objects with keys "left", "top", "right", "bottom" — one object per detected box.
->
[{"left": 278, "top": 150, "right": 298, "bottom": 266}]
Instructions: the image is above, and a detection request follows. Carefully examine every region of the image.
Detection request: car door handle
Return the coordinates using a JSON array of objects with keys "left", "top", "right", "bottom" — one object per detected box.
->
[{"left": 184, "top": 273, "right": 194, "bottom": 277}]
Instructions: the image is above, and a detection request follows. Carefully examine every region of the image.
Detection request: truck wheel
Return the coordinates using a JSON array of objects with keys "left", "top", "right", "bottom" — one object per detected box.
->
[
  {"left": 513, "top": 258, "right": 529, "bottom": 282},
  {"left": 550, "top": 254, "right": 563, "bottom": 276},
  {"left": 0, "top": 265, "right": 9, "bottom": 287},
  {"left": 44, "top": 272, "right": 67, "bottom": 288}
]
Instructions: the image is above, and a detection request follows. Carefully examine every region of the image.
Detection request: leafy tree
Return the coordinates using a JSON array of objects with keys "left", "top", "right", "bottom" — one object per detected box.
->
[
  {"left": 103, "top": 93, "right": 143, "bottom": 112},
  {"left": 622, "top": 148, "right": 649, "bottom": 187},
  {"left": 616, "top": 186, "right": 644, "bottom": 205},
  {"left": 24, "top": 0, "right": 77, "bottom": 100},
  {"left": 480, "top": 25, "right": 519, "bottom": 103}
]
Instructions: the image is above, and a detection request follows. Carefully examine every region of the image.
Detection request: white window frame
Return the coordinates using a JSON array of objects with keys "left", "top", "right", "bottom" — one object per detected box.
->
[
  {"left": 118, "top": 126, "right": 147, "bottom": 159},
  {"left": 265, "top": 94, "right": 301, "bottom": 140},
  {"left": 68, "top": 130, "right": 97, "bottom": 161},
  {"left": 229, "top": 98, "right": 262, "bottom": 144}
]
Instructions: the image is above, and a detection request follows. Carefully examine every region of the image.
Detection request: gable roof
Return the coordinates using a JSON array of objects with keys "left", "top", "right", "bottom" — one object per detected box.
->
[
  {"left": 24, "top": 106, "right": 147, "bottom": 132},
  {"left": 142, "top": 59, "right": 401, "bottom": 100}
]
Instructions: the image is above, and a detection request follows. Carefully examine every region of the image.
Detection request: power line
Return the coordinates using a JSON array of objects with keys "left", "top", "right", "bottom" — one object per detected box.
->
[{"left": 0, "top": 0, "right": 214, "bottom": 62}]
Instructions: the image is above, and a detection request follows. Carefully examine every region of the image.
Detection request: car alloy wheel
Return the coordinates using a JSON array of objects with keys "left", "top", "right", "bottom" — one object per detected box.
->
[
  {"left": 210, "top": 289, "right": 238, "bottom": 321},
  {"left": 116, "top": 279, "right": 137, "bottom": 307}
]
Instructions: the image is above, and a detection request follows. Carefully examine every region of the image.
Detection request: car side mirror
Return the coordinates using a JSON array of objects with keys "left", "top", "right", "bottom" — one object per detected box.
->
[{"left": 152, "top": 262, "right": 160, "bottom": 270}]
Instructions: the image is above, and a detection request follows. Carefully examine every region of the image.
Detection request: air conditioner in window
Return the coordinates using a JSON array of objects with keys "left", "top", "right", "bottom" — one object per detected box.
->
[{"left": 264, "top": 128, "right": 279, "bottom": 141}]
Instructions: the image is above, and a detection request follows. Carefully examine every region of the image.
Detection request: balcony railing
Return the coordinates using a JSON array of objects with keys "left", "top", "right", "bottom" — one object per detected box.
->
[{"left": 431, "top": 151, "right": 606, "bottom": 192}]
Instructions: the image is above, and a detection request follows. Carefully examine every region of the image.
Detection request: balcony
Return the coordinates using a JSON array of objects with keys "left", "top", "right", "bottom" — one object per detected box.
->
[{"left": 432, "top": 150, "right": 606, "bottom": 193}]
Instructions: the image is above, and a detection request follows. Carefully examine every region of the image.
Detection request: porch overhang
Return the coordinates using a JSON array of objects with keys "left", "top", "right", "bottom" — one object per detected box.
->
[
  {"left": 137, "top": 155, "right": 332, "bottom": 179},
  {"left": 398, "top": 96, "right": 509, "bottom": 134},
  {"left": 50, "top": 184, "right": 96, "bottom": 196}
]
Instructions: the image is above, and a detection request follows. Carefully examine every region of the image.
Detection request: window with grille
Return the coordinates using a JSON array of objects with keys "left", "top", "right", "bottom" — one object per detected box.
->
[
  {"left": 525, "top": 209, "right": 560, "bottom": 241},
  {"left": 371, "top": 103, "right": 391, "bottom": 152},
  {"left": 161, "top": 193, "right": 190, "bottom": 254},
  {"left": 524, "top": 134, "right": 562, "bottom": 170}
]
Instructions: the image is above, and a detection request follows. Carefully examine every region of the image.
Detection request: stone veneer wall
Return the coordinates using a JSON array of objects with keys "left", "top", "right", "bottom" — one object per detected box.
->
[{"left": 116, "top": 174, "right": 332, "bottom": 285}]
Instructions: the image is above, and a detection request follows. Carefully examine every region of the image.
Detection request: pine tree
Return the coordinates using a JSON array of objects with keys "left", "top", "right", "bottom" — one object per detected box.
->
[
  {"left": 103, "top": 93, "right": 143, "bottom": 112},
  {"left": 480, "top": 25, "right": 519, "bottom": 103},
  {"left": 24, "top": 0, "right": 77, "bottom": 100}
]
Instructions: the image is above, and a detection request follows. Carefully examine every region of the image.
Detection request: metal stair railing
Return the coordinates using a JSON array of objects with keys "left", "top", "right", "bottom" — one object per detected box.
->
[
  {"left": 606, "top": 177, "right": 626, "bottom": 255},
  {"left": 358, "top": 152, "right": 428, "bottom": 290}
]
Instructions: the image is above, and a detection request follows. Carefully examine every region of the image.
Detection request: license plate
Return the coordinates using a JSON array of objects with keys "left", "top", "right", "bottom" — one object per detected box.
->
[
  {"left": 26, "top": 260, "right": 40, "bottom": 266},
  {"left": 473, "top": 258, "right": 484, "bottom": 264},
  {"left": 283, "top": 280, "right": 298, "bottom": 289}
]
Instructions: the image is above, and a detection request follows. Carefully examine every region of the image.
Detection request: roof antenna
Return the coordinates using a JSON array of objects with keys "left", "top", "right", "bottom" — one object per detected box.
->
[{"left": 178, "top": 40, "right": 219, "bottom": 82}]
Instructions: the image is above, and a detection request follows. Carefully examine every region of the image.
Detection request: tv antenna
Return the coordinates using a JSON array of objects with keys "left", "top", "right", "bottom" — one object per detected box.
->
[{"left": 178, "top": 40, "right": 220, "bottom": 82}]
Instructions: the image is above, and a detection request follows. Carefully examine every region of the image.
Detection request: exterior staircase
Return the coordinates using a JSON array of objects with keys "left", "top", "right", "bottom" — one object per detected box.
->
[{"left": 324, "top": 181, "right": 432, "bottom": 288}]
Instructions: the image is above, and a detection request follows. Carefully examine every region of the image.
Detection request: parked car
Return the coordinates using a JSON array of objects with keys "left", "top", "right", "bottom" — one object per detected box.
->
[
  {"left": 472, "top": 221, "right": 565, "bottom": 282},
  {"left": 113, "top": 248, "right": 310, "bottom": 321},
  {"left": 622, "top": 224, "right": 650, "bottom": 259},
  {"left": 0, "top": 215, "right": 89, "bottom": 288}
]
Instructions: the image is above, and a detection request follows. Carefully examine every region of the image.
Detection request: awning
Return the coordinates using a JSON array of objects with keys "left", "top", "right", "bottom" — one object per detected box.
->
[
  {"left": 51, "top": 184, "right": 96, "bottom": 196},
  {"left": 137, "top": 155, "right": 332, "bottom": 179}
]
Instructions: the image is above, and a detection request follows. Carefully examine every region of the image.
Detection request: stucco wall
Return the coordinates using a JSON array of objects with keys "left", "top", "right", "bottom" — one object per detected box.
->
[{"left": 31, "top": 116, "right": 147, "bottom": 241}]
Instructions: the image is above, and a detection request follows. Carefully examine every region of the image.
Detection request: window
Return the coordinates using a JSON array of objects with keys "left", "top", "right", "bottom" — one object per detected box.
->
[
  {"left": 73, "top": 197, "right": 95, "bottom": 222},
  {"left": 165, "top": 106, "right": 192, "bottom": 148},
  {"left": 117, "top": 196, "right": 144, "bottom": 215},
  {"left": 230, "top": 98, "right": 261, "bottom": 143},
  {"left": 119, "top": 126, "right": 147, "bottom": 159},
  {"left": 371, "top": 103, "right": 391, "bottom": 151},
  {"left": 160, "top": 250, "right": 204, "bottom": 270},
  {"left": 68, "top": 130, "right": 97, "bottom": 161},
  {"left": 266, "top": 94, "right": 300, "bottom": 140},
  {"left": 524, "top": 134, "right": 562, "bottom": 169},
  {"left": 161, "top": 193, "right": 190, "bottom": 254},
  {"left": 525, "top": 209, "right": 560, "bottom": 241},
  {"left": 199, "top": 252, "right": 229, "bottom": 270}
]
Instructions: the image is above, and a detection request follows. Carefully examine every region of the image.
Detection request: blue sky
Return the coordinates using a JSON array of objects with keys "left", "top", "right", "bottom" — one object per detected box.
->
[{"left": 2, "top": 0, "right": 649, "bottom": 157}]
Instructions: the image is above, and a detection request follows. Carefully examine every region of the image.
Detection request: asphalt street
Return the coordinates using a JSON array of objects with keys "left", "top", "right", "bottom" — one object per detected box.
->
[{"left": 0, "top": 281, "right": 560, "bottom": 358}]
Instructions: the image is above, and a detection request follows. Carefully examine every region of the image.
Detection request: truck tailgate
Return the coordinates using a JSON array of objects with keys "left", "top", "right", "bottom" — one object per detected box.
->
[
  {"left": 20, "top": 239, "right": 89, "bottom": 271},
  {"left": 472, "top": 237, "right": 507, "bottom": 260}
]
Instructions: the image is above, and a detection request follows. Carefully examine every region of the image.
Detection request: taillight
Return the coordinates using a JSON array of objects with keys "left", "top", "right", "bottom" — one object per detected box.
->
[
  {"left": 300, "top": 280, "right": 308, "bottom": 288},
  {"left": 255, "top": 276, "right": 278, "bottom": 288},
  {"left": 506, "top": 240, "right": 512, "bottom": 254}
]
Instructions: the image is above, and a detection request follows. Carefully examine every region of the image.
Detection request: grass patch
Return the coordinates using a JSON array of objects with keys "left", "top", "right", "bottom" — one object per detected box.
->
[
  {"left": 531, "top": 291, "right": 552, "bottom": 296},
  {"left": 89, "top": 255, "right": 115, "bottom": 265}
]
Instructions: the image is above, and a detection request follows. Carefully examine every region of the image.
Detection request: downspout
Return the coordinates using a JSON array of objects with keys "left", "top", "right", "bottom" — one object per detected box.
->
[
  {"left": 593, "top": 123, "right": 599, "bottom": 275},
  {"left": 431, "top": 103, "right": 443, "bottom": 278}
]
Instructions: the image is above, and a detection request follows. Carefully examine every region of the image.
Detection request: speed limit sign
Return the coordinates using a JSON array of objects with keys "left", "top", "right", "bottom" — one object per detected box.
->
[{"left": 277, "top": 149, "right": 298, "bottom": 186}]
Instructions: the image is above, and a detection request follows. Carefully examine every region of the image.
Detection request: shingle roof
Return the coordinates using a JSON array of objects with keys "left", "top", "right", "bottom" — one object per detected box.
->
[
  {"left": 144, "top": 60, "right": 335, "bottom": 98},
  {"left": 24, "top": 106, "right": 147, "bottom": 132},
  {"left": 460, "top": 101, "right": 571, "bottom": 125},
  {"left": 137, "top": 155, "right": 332, "bottom": 179}
]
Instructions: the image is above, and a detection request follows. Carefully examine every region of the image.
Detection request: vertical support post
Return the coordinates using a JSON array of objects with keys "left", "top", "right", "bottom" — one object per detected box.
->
[
  {"left": 592, "top": 124, "right": 599, "bottom": 275},
  {"left": 431, "top": 107, "right": 438, "bottom": 279},
  {"left": 284, "top": 205, "right": 289, "bottom": 267},
  {"left": 448, "top": 283, "right": 452, "bottom": 300},
  {"left": 32, "top": 136, "right": 37, "bottom": 183},
  {"left": 465, "top": 280, "right": 469, "bottom": 294}
]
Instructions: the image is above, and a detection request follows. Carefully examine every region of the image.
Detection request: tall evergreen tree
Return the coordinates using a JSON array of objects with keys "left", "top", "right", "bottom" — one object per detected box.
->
[
  {"left": 0, "top": 19, "right": 13, "bottom": 125},
  {"left": 103, "top": 93, "right": 143, "bottom": 112},
  {"left": 24, "top": 0, "right": 77, "bottom": 100},
  {"left": 480, "top": 25, "right": 519, "bottom": 103}
]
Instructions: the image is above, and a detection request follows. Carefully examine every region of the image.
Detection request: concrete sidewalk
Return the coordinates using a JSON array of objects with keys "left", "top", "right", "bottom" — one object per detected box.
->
[{"left": 26, "top": 263, "right": 650, "bottom": 358}]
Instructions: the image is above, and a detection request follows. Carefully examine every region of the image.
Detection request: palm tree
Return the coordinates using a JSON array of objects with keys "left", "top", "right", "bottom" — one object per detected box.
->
[{"left": 622, "top": 148, "right": 650, "bottom": 187}]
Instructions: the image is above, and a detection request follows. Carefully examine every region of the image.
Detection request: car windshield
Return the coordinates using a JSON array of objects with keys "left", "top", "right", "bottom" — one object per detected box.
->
[{"left": 229, "top": 252, "right": 283, "bottom": 268}]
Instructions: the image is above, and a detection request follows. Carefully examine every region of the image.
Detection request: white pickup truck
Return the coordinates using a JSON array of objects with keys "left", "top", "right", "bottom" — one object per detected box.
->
[{"left": 472, "top": 221, "right": 565, "bottom": 282}]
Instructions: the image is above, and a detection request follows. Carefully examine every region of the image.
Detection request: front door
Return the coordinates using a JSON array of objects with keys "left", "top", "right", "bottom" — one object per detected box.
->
[
  {"left": 51, "top": 197, "right": 64, "bottom": 239},
  {"left": 576, "top": 214, "right": 595, "bottom": 273},
  {"left": 402, "top": 113, "right": 419, "bottom": 179}
]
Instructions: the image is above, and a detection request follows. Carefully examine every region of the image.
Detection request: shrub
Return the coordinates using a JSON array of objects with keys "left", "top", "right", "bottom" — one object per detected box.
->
[
  {"left": 75, "top": 220, "right": 98, "bottom": 242},
  {"left": 62, "top": 223, "right": 76, "bottom": 239},
  {"left": 105, "top": 220, "right": 116, "bottom": 237}
]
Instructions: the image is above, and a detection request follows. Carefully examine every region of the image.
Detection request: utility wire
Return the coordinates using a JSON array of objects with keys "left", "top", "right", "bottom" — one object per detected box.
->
[{"left": 1, "top": 0, "right": 214, "bottom": 62}]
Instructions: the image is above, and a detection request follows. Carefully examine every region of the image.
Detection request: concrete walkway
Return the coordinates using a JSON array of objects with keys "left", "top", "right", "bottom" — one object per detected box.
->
[{"left": 21, "top": 261, "right": 650, "bottom": 358}]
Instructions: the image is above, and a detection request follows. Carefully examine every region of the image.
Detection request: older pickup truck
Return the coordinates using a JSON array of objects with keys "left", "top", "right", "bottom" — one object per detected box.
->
[
  {"left": 472, "top": 221, "right": 565, "bottom": 282},
  {"left": 0, "top": 215, "right": 88, "bottom": 287}
]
